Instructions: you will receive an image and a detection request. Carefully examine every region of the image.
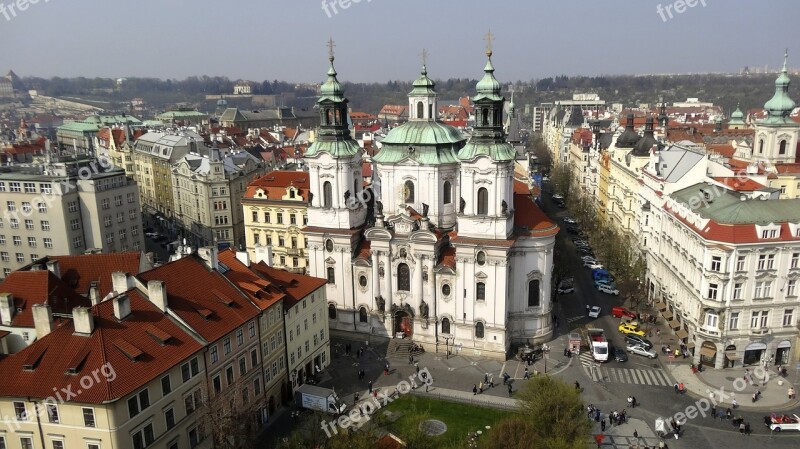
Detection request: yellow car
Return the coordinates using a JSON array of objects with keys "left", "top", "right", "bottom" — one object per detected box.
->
[{"left": 618, "top": 323, "right": 645, "bottom": 336}]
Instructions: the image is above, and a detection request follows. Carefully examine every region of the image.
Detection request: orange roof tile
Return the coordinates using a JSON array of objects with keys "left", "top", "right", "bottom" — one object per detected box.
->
[
  {"left": 248, "top": 261, "right": 327, "bottom": 308},
  {"left": 46, "top": 252, "right": 144, "bottom": 298},
  {"left": 244, "top": 170, "right": 311, "bottom": 202},
  {"left": 0, "top": 271, "right": 90, "bottom": 328},
  {"left": 217, "top": 250, "right": 286, "bottom": 310},
  {"left": 711, "top": 177, "right": 764, "bottom": 191}
]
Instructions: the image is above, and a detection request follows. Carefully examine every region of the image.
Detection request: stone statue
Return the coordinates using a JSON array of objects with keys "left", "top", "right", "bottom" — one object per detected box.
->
[
  {"left": 419, "top": 301, "right": 429, "bottom": 319},
  {"left": 376, "top": 296, "right": 385, "bottom": 312},
  {"left": 376, "top": 200, "right": 384, "bottom": 216},
  {"left": 344, "top": 190, "right": 351, "bottom": 203},
  {"left": 502, "top": 200, "right": 508, "bottom": 215},
  {"left": 459, "top": 197, "right": 466, "bottom": 213},
  {"left": 422, "top": 203, "right": 429, "bottom": 217}
]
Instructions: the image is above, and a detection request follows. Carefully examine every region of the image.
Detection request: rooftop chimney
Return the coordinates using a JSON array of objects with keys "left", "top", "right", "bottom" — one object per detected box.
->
[
  {"left": 198, "top": 246, "right": 219, "bottom": 270},
  {"left": 235, "top": 251, "right": 250, "bottom": 267},
  {"left": 113, "top": 294, "right": 132, "bottom": 320},
  {"left": 72, "top": 306, "right": 94, "bottom": 335},
  {"left": 254, "top": 244, "right": 273, "bottom": 267},
  {"left": 147, "top": 280, "right": 168, "bottom": 312},
  {"left": 89, "top": 283, "right": 101, "bottom": 306},
  {"left": 112, "top": 271, "right": 131, "bottom": 294},
  {"left": 32, "top": 303, "right": 54, "bottom": 339},
  {"left": 45, "top": 260, "right": 60, "bottom": 278},
  {"left": 0, "top": 293, "right": 14, "bottom": 325}
]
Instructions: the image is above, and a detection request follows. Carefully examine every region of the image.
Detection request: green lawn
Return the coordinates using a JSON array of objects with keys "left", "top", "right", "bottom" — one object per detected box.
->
[{"left": 380, "top": 395, "right": 518, "bottom": 447}]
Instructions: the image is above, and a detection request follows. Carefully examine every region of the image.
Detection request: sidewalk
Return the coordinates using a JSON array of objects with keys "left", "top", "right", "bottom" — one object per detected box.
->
[
  {"left": 596, "top": 418, "right": 661, "bottom": 449},
  {"left": 669, "top": 363, "right": 799, "bottom": 411},
  {"left": 346, "top": 384, "right": 520, "bottom": 411}
]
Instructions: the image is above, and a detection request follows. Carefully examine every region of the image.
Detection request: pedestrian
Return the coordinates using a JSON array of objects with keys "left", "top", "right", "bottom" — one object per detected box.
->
[
  {"left": 368, "top": 380, "right": 373, "bottom": 394},
  {"left": 586, "top": 305, "right": 590, "bottom": 315},
  {"left": 744, "top": 421, "right": 751, "bottom": 435},
  {"left": 678, "top": 382, "right": 684, "bottom": 394},
  {"left": 656, "top": 328, "right": 661, "bottom": 337},
  {"left": 353, "top": 392, "right": 359, "bottom": 405},
  {"left": 711, "top": 406, "right": 716, "bottom": 419},
  {"left": 601, "top": 418, "right": 606, "bottom": 431},
  {"left": 633, "top": 430, "right": 639, "bottom": 440},
  {"left": 415, "top": 363, "right": 420, "bottom": 374},
  {"left": 575, "top": 381, "right": 581, "bottom": 391},
  {"left": 484, "top": 373, "right": 489, "bottom": 385},
  {"left": 632, "top": 396, "right": 637, "bottom": 408},
  {"left": 524, "top": 368, "right": 530, "bottom": 380},
  {"left": 739, "top": 422, "right": 745, "bottom": 434},
  {"left": 564, "top": 347, "right": 569, "bottom": 357},
  {"left": 595, "top": 409, "right": 601, "bottom": 422},
  {"left": 473, "top": 384, "right": 478, "bottom": 395},
  {"left": 674, "top": 383, "right": 679, "bottom": 394},
  {"left": 508, "top": 384, "right": 513, "bottom": 397},
  {"left": 479, "top": 381, "right": 484, "bottom": 394},
  {"left": 709, "top": 391, "right": 714, "bottom": 402},
  {"left": 425, "top": 382, "right": 430, "bottom": 392}
]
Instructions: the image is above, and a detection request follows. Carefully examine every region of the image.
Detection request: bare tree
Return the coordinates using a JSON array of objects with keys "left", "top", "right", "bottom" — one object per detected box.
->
[{"left": 200, "top": 375, "right": 267, "bottom": 449}]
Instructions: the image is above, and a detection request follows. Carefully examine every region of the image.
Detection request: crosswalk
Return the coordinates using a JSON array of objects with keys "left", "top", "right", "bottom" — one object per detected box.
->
[
  {"left": 580, "top": 352, "right": 672, "bottom": 386},
  {"left": 566, "top": 315, "right": 585, "bottom": 324}
]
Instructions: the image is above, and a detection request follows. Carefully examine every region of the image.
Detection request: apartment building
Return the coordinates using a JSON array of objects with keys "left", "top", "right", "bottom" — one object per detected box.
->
[
  {"left": 0, "top": 156, "right": 144, "bottom": 276},
  {"left": 95, "top": 126, "right": 137, "bottom": 175},
  {"left": 172, "top": 147, "right": 265, "bottom": 248},
  {"left": 132, "top": 130, "right": 202, "bottom": 219},
  {"left": 650, "top": 184, "right": 800, "bottom": 369},
  {"left": 242, "top": 171, "right": 310, "bottom": 273},
  {"left": 57, "top": 115, "right": 143, "bottom": 155}
]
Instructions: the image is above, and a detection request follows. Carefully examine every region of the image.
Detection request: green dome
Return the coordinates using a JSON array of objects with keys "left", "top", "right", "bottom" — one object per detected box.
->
[
  {"left": 458, "top": 141, "right": 516, "bottom": 162},
  {"left": 409, "top": 65, "right": 437, "bottom": 97},
  {"left": 731, "top": 106, "right": 744, "bottom": 119},
  {"left": 304, "top": 138, "right": 360, "bottom": 158},
  {"left": 763, "top": 51, "right": 795, "bottom": 121},
  {"left": 381, "top": 120, "right": 465, "bottom": 146},
  {"left": 473, "top": 54, "right": 503, "bottom": 102},
  {"left": 318, "top": 56, "right": 345, "bottom": 103}
]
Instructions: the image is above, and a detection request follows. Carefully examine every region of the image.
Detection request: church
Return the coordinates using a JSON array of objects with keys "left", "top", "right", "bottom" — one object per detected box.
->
[{"left": 303, "top": 42, "right": 558, "bottom": 358}]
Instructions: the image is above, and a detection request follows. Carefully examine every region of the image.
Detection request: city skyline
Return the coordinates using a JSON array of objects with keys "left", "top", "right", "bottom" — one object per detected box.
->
[{"left": 0, "top": 0, "right": 798, "bottom": 82}]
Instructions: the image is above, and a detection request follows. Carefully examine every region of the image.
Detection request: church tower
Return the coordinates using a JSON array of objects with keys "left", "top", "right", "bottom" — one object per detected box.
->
[
  {"left": 456, "top": 38, "right": 516, "bottom": 240},
  {"left": 753, "top": 50, "right": 799, "bottom": 164}
]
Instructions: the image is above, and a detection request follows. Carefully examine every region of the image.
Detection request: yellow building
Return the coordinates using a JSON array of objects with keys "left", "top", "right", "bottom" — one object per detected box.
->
[
  {"left": 596, "top": 151, "right": 611, "bottom": 221},
  {"left": 242, "top": 171, "right": 310, "bottom": 273}
]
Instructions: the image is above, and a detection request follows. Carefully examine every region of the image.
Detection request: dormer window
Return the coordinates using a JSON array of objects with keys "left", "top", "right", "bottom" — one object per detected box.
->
[{"left": 289, "top": 189, "right": 296, "bottom": 199}]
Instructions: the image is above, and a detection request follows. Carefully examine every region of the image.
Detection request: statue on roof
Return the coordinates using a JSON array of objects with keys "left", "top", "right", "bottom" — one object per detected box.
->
[
  {"left": 422, "top": 203, "right": 429, "bottom": 218},
  {"left": 502, "top": 200, "right": 508, "bottom": 215},
  {"left": 459, "top": 197, "right": 466, "bottom": 214},
  {"left": 376, "top": 200, "right": 384, "bottom": 216}
]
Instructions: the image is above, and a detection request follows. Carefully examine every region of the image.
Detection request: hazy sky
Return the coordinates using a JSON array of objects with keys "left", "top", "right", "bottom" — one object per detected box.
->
[{"left": 1, "top": 0, "right": 799, "bottom": 83}]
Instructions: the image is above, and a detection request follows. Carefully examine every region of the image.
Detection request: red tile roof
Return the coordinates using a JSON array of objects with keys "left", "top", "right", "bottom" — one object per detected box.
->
[
  {"left": 774, "top": 163, "right": 800, "bottom": 175},
  {"left": 355, "top": 240, "right": 372, "bottom": 260},
  {"left": 711, "top": 177, "right": 764, "bottom": 191},
  {"left": 244, "top": 170, "right": 310, "bottom": 201},
  {"left": 138, "top": 256, "right": 261, "bottom": 342},
  {"left": 0, "top": 290, "right": 204, "bottom": 404},
  {"left": 362, "top": 161, "right": 373, "bottom": 178},
  {"left": 707, "top": 144, "right": 735, "bottom": 158},
  {"left": 46, "top": 252, "right": 145, "bottom": 298},
  {"left": 248, "top": 261, "right": 327, "bottom": 308},
  {"left": 0, "top": 271, "right": 90, "bottom": 328},
  {"left": 666, "top": 207, "right": 800, "bottom": 245},
  {"left": 217, "top": 250, "right": 286, "bottom": 310},
  {"left": 513, "top": 193, "right": 559, "bottom": 237},
  {"left": 438, "top": 247, "right": 456, "bottom": 268}
]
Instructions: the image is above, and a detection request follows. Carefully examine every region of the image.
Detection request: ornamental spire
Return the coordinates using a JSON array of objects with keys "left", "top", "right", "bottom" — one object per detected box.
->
[{"left": 483, "top": 30, "right": 494, "bottom": 58}]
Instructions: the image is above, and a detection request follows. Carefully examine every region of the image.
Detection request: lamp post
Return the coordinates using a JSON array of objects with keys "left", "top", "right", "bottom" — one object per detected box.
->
[{"left": 445, "top": 337, "right": 453, "bottom": 359}]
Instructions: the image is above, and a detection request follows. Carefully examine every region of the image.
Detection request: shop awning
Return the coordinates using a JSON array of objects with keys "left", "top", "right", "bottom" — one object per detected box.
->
[
  {"left": 675, "top": 330, "right": 689, "bottom": 339},
  {"left": 700, "top": 347, "right": 717, "bottom": 358},
  {"left": 656, "top": 302, "right": 667, "bottom": 311},
  {"left": 686, "top": 342, "right": 696, "bottom": 349},
  {"left": 724, "top": 351, "right": 740, "bottom": 360},
  {"left": 661, "top": 310, "right": 673, "bottom": 319},
  {"left": 669, "top": 320, "right": 681, "bottom": 330}
]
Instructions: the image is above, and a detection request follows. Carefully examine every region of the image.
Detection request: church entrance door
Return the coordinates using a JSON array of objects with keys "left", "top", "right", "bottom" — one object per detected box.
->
[{"left": 394, "top": 311, "right": 413, "bottom": 338}]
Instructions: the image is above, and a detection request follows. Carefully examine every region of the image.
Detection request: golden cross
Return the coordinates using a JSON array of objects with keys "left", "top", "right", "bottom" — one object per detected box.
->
[
  {"left": 484, "top": 30, "right": 494, "bottom": 56},
  {"left": 420, "top": 48, "right": 428, "bottom": 67},
  {"left": 327, "top": 37, "right": 336, "bottom": 60}
]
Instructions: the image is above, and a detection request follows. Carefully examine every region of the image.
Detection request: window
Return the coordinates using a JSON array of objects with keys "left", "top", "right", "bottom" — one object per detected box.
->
[
  {"left": 328, "top": 304, "right": 337, "bottom": 319},
  {"left": 708, "top": 283, "right": 718, "bottom": 300},
  {"left": 181, "top": 357, "right": 200, "bottom": 382},
  {"left": 441, "top": 317, "right": 451, "bottom": 334},
  {"left": 327, "top": 266, "right": 335, "bottom": 284},
  {"left": 323, "top": 181, "right": 333, "bottom": 208},
  {"left": 254, "top": 377, "right": 261, "bottom": 396},
  {"left": 106, "top": 233, "right": 114, "bottom": 245},
  {"left": 128, "top": 388, "right": 150, "bottom": 418},
  {"left": 0, "top": 235, "right": 4, "bottom": 245},
  {"left": 12, "top": 236, "right": 20, "bottom": 246},
  {"left": 27, "top": 237, "right": 35, "bottom": 247},
  {"left": 73, "top": 218, "right": 82, "bottom": 230},
  {"left": 165, "top": 408, "right": 175, "bottom": 429},
  {"left": 528, "top": 279, "right": 540, "bottom": 307},
  {"left": 16, "top": 253, "right": 24, "bottom": 263},
  {"left": 784, "top": 309, "right": 794, "bottom": 326},
  {"left": 249, "top": 321, "right": 256, "bottom": 337},
  {"left": 397, "top": 263, "right": 410, "bottom": 291},
  {"left": 102, "top": 198, "right": 110, "bottom": 210},
  {"left": 780, "top": 139, "right": 787, "bottom": 155},
  {"left": 359, "top": 307, "right": 368, "bottom": 323},
  {"left": 184, "top": 389, "right": 203, "bottom": 414},
  {"left": 277, "top": 213, "right": 283, "bottom": 225},
  {"left": 10, "top": 219, "right": 17, "bottom": 229},
  {"left": 68, "top": 201, "right": 77, "bottom": 212},
  {"left": 476, "top": 282, "right": 486, "bottom": 301},
  {"left": 239, "top": 357, "right": 247, "bottom": 375},
  {"left": 9, "top": 182, "right": 19, "bottom": 192},
  {"left": 767, "top": 254, "right": 775, "bottom": 269},
  {"left": 225, "top": 365, "right": 234, "bottom": 385},
  {"left": 475, "top": 321, "right": 485, "bottom": 339},
  {"left": 131, "top": 423, "right": 155, "bottom": 449},
  {"left": 5, "top": 201, "right": 14, "bottom": 212},
  {"left": 21, "top": 202, "right": 31, "bottom": 213},
  {"left": 792, "top": 253, "right": 800, "bottom": 269},
  {"left": 359, "top": 275, "right": 367, "bottom": 287},
  {"left": 47, "top": 403, "right": 59, "bottom": 423},
  {"left": 0, "top": 252, "right": 7, "bottom": 262},
  {"left": 477, "top": 187, "right": 488, "bottom": 215},
  {"left": 20, "top": 439, "right": 32, "bottom": 449},
  {"left": 403, "top": 180, "right": 415, "bottom": 203},
  {"left": 476, "top": 251, "right": 486, "bottom": 265},
  {"left": 23, "top": 183, "right": 35, "bottom": 193},
  {"left": 189, "top": 424, "right": 205, "bottom": 448},
  {"left": 37, "top": 202, "right": 46, "bottom": 213},
  {"left": 705, "top": 312, "right": 718, "bottom": 328},
  {"left": 250, "top": 347, "right": 258, "bottom": 368},
  {"left": 751, "top": 311, "right": 769, "bottom": 328},
  {"left": 236, "top": 328, "right": 244, "bottom": 346},
  {"left": 212, "top": 375, "right": 222, "bottom": 394},
  {"left": 278, "top": 236, "right": 285, "bottom": 247},
  {"left": 325, "top": 239, "right": 334, "bottom": 252},
  {"left": 733, "top": 283, "right": 743, "bottom": 300},
  {"left": 728, "top": 312, "right": 739, "bottom": 330},
  {"left": 132, "top": 226, "right": 139, "bottom": 236},
  {"left": 710, "top": 256, "right": 721, "bottom": 272},
  {"left": 787, "top": 279, "right": 797, "bottom": 297},
  {"left": 443, "top": 181, "right": 452, "bottom": 204},
  {"left": 44, "top": 238, "right": 52, "bottom": 248},
  {"left": 223, "top": 337, "right": 231, "bottom": 354},
  {"left": 119, "top": 229, "right": 126, "bottom": 240},
  {"left": 13, "top": 401, "right": 27, "bottom": 420},
  {"left": 52, "top": 441, "right": 64, "bottom": 449},
  {"left": 83, "top": 407, "right": 96, "bottom": 427},
  {"left": 290, "top": 214, "right": 297, "bottom": 225},
  {"left": 127, "top": 192, "right": 135, "bottom": 203},
  {"left": 41, "top": 220, "right": 49, "bottom": 231},
  {"left": 758, "top": 254, "right": 766, "bottom": 270}
]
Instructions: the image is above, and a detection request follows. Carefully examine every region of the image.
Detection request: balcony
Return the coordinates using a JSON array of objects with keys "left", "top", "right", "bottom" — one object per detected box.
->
[
  {"left": 750, "top": 328, "right": 770, "bottom": 336},
  {"left": 695, "top": 326, "right": 720, "bottom": 339},
  {"left": 287, "top": 248, "right": 303, "bottom": 256},
  {"left": 286, "top": 267, "right": 306, "bottom": 274}
]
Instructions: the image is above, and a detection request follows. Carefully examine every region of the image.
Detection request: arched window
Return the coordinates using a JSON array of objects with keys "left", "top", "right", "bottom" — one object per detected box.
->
[
  {"left": 404, "top": 181, "right": 415, "bottom": 203},
  {"left": 328, "top": 304, "right": 337, "bottom": 319},
  {"left": 482, "top": 107, "right": 489, "bottom": 126},
  {"left": 475, "top": 321, "right": 484, "bottom": 339},
  {"left": 417, "top": 101, "right": 424, "bottom": 119},
  {"left": 397, "top": 263, "right": 410, "bottom": 291},
  {"left": 759, "top": 139, "right": 764, "bottom": 154},
  {"left": 334, "top": 109, "right": 341, "bottom": 125},
  {"left": 325, "top": 109, "right": 332, "bottom": 125},
  {"left": 779, "top": 140, "right": 787, "bottom": 155},
  {"left": 476, "top": 282, "right": 486, "bottom": 301},
  {"left": 323, "top": 181, "right": 333, "bottom": 208},
  {"left": 443, "top": 181, "right": 452, "bottom": 204},
  {"left": 528, "top": 279, "right": 540, "bottom": 307},
  {"left": 429, "top": 104, "right": 433, "bottom": 120},
  {"left": 327, "top": 267, "right": 335, "bottom": 284},
  {"left": 359, "top": 307, "right": 368, "bottom": 323},
  {"left": 476, "top": 251, "right": 486, "bottom": 266},
  {"left": 441, "top": 317, "right": 451, "bottom": 334},
  {"left": 477, "top": 188, "right": 488, "bottom": 215}
]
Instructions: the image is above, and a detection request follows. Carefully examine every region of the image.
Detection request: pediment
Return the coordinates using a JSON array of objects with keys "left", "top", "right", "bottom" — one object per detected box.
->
[
  {"left": 324, "top": 257, "right": 336, "bottom": 264},
  {"left": 475, "top": 271, "right": 488, "bottom": 280}
]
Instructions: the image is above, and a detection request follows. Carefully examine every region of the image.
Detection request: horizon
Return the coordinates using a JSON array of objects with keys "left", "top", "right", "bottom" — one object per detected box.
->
[{"left": 1, "top": 0, "right": 798, "bottom": 83}]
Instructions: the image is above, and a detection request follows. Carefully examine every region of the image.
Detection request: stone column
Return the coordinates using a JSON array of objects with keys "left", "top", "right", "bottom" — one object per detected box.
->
[
  {"left": 371, "top": 250, "right": 381, "bottom": 304},
  {"left": 426, "top": 256, "right": 435, "bottom": 306},
  {"left": 384, "top": 250, "right": 393, "bottom": 308},
  {"left": 412, "top": 255, "right": 423, "bottom": 305}
]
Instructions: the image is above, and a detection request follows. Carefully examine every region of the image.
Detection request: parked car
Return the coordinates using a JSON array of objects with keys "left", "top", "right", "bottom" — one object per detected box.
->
[
  {"left": 611, "top": 345, "right": 628, "bottom": 362},
  {"left": 552, "top": 193, "right": 564, "bottom": 200},
  {"left": 581, "top": 255, "right": 597, "bottom": 262},
  {"left": 597, "top": 284, "right": 620, "bottom": 295},
  {"left": 593, "top": 279, "right": 614, "bottom": 287},
  {"left": 587, "top": 263, "right": 605, "bottom": 271},
  {"left": 578, "top": 248, "right": 595, "bottom": 256},
  {"left": 557, "top": 279, "right": 575, "bottom": 294},
  {"left": 627, "top": 344, "right": 658, "bottom": 359},
  {"left": 625, "top": 335, "right": 653, "bottom": 350},
  {"left": 563, "top": 217, "right": 577, "bottom": 224},
  {"left": 556, "top": 201, "right": 566, "bottom": 208},
  {"left": 588, "top": 306, "right": 601, "bottom": 319},
  {"left": 618, "top": 324, "right": 645, "bottom": 336},
  {"left": 611, "top": 306, "right": 637, "bottom": 319},
  {"left": 566, "top": 226, "right": 581, "bottom": 235}
]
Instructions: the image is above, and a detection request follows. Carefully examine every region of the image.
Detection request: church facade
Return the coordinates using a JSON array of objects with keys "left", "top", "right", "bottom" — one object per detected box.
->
[{"left": 303, "top": 46, "right": 558, "bottom": 358}]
